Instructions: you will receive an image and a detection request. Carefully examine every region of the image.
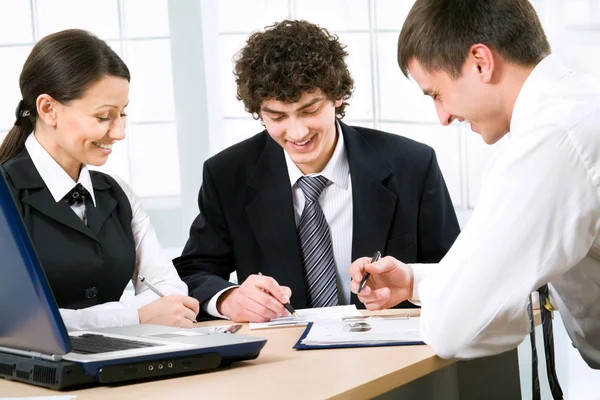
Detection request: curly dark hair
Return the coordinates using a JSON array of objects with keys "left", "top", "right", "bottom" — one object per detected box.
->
[{"left": 234, "top": 19, "right": 354, "bottom": 119}]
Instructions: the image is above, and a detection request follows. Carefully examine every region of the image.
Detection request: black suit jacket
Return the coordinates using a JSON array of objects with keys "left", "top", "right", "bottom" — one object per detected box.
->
[
  {"left": 0, "top": 150, "right": 135, "bottom": 309},
  {"left": 175, "top": 122, "right": 460, "bottom": 312}
]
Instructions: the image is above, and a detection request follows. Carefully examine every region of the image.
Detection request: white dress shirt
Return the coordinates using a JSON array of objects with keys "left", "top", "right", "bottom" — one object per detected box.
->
[
  {"left": 205, "top": 122, "right": 353, "bottom": 317},
  {"left": 25, "top": 134, "right": 188, "bottom": 331},
  {"left": 411, "top": 55, "right": 600, "bottom": 368}
]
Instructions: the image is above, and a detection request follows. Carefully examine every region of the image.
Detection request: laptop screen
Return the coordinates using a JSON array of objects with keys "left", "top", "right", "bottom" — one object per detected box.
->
[{"left": 0, "top": 170, "right": 71, "bottom": 356}]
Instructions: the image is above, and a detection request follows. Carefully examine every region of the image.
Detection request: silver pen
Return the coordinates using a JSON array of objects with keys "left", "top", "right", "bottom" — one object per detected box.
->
[{"left": 139, "top": 275, "right": 165, "bottom": 297}]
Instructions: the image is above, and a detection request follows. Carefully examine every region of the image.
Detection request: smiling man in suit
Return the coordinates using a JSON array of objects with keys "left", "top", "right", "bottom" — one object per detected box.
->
[{"left": 174, "top": 19, "right": 460, "bottom": 322}]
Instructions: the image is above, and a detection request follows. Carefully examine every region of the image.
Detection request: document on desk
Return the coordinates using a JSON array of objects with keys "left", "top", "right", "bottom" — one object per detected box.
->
[
  {"left": 249, "top": 305, "right": 363, "bottom": 330},
  {"left": 300, "top": 315, "right": 423, "bottom": 347},
  {"left": 141, "top": 324, "right": 243, "bottom": 339}
]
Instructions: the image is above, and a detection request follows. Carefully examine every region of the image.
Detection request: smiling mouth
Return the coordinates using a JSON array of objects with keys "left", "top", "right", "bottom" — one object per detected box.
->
[
  {"left": 289, "top": 134, "right": 315, "bottom": 147},
  {"left": 93, "top": 142, "right": 113, "bottom": 150}
]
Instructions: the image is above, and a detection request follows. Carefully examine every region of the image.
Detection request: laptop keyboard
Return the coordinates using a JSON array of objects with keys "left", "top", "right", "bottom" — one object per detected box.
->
[{"left": 69, "top": 333, "right": 164, "bottom": 355}]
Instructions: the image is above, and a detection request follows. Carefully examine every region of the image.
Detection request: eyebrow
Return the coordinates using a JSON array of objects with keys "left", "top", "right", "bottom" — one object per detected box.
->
[
  {"left": 261, "top": 97, "right": 323, "bottom": 114},
  {"left": 96, "top": 102, "right": 129, "bottom": 110}
]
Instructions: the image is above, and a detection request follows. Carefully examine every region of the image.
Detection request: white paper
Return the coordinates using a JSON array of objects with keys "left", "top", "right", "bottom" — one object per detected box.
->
[
  {"left": 249, "top": 305, "right": 363, "bottom": 330},
  {"left": 141, "top": 325, "right": 240, "bottom": 339},
  {"left": 301, "top": 316, "right": 422, "bottom": 346}
]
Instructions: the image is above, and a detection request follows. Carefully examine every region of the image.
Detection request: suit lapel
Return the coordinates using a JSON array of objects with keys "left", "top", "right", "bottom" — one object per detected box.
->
[
  {"left": 86, "top": 173, "right": 116, "bottom": 235},
  {"left": 4, "top": 150, "right": 106, "bottom": 241},
  {"left": 245, "top": 135, "right": 308, "bottom": 308},
  {"left": 341, "top": 123, "right": 397, "bottom": 306},
  {"left": 22, "top": 188, "right": 98, "bottom": 239}
]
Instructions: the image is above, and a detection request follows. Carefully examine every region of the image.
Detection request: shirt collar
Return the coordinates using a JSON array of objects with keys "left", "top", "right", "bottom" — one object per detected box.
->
[
  {"left": 284, "top": 121, "right": 350, "bottom": 189},
  {"left": 25, "top": 133, "right": 96, "bottom": 206},
  {"left": 510, "top": 54, "right": 572, "bottom": 134}
]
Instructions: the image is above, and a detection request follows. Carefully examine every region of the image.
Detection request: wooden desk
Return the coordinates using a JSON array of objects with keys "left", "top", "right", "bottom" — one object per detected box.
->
[{"left": 0, "top": 309, "right": 529, "bottom": 399}]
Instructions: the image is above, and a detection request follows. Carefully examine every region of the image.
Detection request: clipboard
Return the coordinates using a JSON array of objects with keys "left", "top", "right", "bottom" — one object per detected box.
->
[{"left": 293, "top": 322, "right": 425, "bottom": 350}]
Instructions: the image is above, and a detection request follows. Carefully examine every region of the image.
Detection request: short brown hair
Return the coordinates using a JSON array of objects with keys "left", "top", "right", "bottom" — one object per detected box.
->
[
  {"left": 397, "top": 0, "right": 551, "bottom": 78},
  {"left": 234, "top": 20, "right": 354, "bottom": 119}
]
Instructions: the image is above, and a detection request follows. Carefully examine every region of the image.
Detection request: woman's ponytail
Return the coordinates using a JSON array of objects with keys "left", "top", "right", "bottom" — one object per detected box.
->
[{"left": 0, "top": 100, "right": 35, "bottom": 164}]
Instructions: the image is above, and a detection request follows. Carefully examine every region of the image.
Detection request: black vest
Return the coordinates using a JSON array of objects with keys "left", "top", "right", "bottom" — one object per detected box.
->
[{"left": 1, "top": 150, "right": 135, "bottom": 310}]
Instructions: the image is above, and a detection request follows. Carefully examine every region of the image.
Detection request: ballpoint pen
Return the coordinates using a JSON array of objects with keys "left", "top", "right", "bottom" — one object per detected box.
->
[
  {"left": 139, "top": 275, "right": 165, "bottom": 297},
  {"left": 358, "top": 251, "right": 381, "bottom": 293},
  {"left": 225, "top": 324, "right": 243, "bottom": 334},
  {"left": 258, "top": 272, "right": 298, "bottom": 319}
]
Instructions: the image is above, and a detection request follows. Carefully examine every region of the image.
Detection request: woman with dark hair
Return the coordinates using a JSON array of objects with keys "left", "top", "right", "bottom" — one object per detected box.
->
[{"left": 0, "top": 29, "right": 199, "bottom": 331}]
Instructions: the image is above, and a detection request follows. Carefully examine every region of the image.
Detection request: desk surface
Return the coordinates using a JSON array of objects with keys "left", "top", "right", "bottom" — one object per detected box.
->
[{"left": 0, "top": 309, "right": 529, "bottom": 399}]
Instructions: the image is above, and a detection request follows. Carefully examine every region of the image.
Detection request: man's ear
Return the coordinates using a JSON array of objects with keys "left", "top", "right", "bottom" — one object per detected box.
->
[
  {"left": 468, "top": 44, "right": 495, "bottom": 83},
  {"left": 36, "top": 94, "right": 58, "bottom": 128},
  {"left": 334, "top": 97, "right": 343, "bottom": 108}
]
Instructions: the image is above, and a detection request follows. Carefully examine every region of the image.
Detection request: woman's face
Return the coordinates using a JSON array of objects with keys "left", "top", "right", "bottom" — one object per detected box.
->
[{"left": 43, "top": 75, "right": 129, "bottom": 175}]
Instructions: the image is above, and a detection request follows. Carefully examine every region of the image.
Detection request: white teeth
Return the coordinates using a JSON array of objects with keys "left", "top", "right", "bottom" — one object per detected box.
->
[
  {"left": 93, "top": 142, "right": 113, "bottom": 150},
  {"left": 293, "top": 138, "right": 311, "bottom": 146}
]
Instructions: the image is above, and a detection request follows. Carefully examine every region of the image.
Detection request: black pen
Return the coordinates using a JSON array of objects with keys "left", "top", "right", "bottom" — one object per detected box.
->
[
  {"left": 358, "top": 251, "right": 381, "bottom": 293},
  {"left": 258, "top": 272, "right": 298, "bottom": 319}
]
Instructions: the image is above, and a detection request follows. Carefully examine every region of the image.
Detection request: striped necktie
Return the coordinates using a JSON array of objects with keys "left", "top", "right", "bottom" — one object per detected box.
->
[
  {"left": 527, "top": 284, "right": 563, "bottom": 400},
  {"left": 296, "top": 176, "right": 339, "bottom": 308}
]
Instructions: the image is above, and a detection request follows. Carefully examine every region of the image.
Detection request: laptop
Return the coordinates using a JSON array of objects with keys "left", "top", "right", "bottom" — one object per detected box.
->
[{"left": 0, "top": 171, "right": 266, "bottom": 390}]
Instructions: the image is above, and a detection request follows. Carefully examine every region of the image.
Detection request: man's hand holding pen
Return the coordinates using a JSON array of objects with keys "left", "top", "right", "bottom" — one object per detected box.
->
[
  {"left": 349, "top": 255, "right": 415, "bottom": 311},
  {"left": 217, "top": 274, "right": 294, "bottom": 322}
]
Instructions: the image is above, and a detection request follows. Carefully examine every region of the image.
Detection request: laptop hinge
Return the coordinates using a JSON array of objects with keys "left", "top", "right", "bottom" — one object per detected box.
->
[{"left": 0, "top": 345, "right": 63, "bottom": 362}]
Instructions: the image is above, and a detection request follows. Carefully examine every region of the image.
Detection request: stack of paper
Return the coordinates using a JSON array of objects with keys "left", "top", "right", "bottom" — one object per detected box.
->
[
  {"left": 249, "top": 305, "right": 363, "bottom": 330},
  {"left": 301, "top": 315, "right": 422, "bottom": 346}
]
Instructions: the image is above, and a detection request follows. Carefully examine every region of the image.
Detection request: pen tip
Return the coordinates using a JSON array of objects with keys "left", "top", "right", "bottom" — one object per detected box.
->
[{"left": 293, "top": 312, "right": 299, "bottom": 319}]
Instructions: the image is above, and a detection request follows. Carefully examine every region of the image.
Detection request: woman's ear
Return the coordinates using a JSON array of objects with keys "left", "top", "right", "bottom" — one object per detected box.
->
[{"left": 36, "top": 94, "right": 58, "bottom": 128}]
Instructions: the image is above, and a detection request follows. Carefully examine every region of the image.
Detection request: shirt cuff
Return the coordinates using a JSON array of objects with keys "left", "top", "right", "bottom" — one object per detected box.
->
[
  {"left": 409, "top": 263, "right": 430, "bottom": 302},
  {"left": 119, "top": 309, "right": 141, "bottom": 327},
  {"left": 203, "top": 286, "right": 239, "bottom": 319}
]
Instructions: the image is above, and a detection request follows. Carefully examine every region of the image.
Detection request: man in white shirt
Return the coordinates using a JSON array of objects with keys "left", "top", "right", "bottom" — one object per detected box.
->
[
  {"left": 175, "top": 20, "right": 460, "bottom": 322},
  {"left": 350, "top": 0, "right": 600, "bottom": 372}
]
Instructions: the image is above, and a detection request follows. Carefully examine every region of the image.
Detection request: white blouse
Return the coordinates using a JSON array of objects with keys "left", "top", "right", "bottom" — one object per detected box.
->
[{"left": 25, "top": 133, "right": 188, "bottom": 331}]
